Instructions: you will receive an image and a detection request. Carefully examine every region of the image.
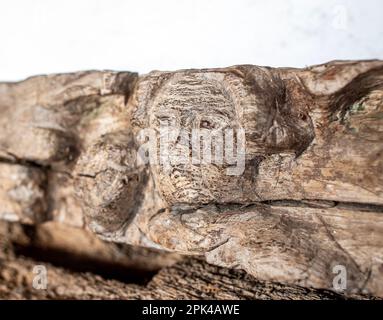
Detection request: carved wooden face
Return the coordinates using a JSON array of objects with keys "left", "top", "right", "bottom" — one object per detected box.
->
[{"left": 133, "top": 67, "right": 315, "bottom": 206}]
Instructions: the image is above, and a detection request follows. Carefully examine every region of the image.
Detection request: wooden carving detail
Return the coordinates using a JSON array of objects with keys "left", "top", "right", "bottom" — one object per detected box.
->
[{"left": 1, "top": 61, "right": 383, "bottom": 296}]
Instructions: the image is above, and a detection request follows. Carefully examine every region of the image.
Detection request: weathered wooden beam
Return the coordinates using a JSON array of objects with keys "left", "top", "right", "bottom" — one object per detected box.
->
[{"left": 0, "top": 60, "right": 382, "bottom": 296}]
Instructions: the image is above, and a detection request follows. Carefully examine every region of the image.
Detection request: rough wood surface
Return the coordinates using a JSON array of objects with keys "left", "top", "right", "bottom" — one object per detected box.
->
[
  {"left": 0, "top": 60, "right": 382, "bottom": 297},
  {"left": 1, "top": 221, "right": 358, "bottom": 300},
  {"left": 0, "top": 220, "right": 181, "bottom": 281},
  {"left": 0, "top": 255, "right": 364, "bottom": 300}
]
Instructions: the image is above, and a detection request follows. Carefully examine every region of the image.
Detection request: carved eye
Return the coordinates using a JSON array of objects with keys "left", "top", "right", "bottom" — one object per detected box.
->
[
  {"left": 200, "top": 120, "right": 215, "bottom": 129},
  {"left": 158, "top": 116, "right": 171, "bottom": 123},
  {"left": 298, "top": 112, "right": 307, "bottom": 121}
]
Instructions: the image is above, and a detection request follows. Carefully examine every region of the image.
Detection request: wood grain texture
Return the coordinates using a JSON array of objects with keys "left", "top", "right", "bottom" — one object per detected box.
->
[
  {"left": 1, "top": 255, "right": 363, "bottom": 300},
  {"left": 0, "top": 60, "right": 382, "bottom": 296},
  {"left": 0, "top": 221, "right": 376, "bottom": 300}
]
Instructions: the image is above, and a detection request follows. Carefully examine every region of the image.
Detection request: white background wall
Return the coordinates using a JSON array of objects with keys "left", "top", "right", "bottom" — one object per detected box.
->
[{"left": 0, "top": 0, "right": 382, "bottom": 81}]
